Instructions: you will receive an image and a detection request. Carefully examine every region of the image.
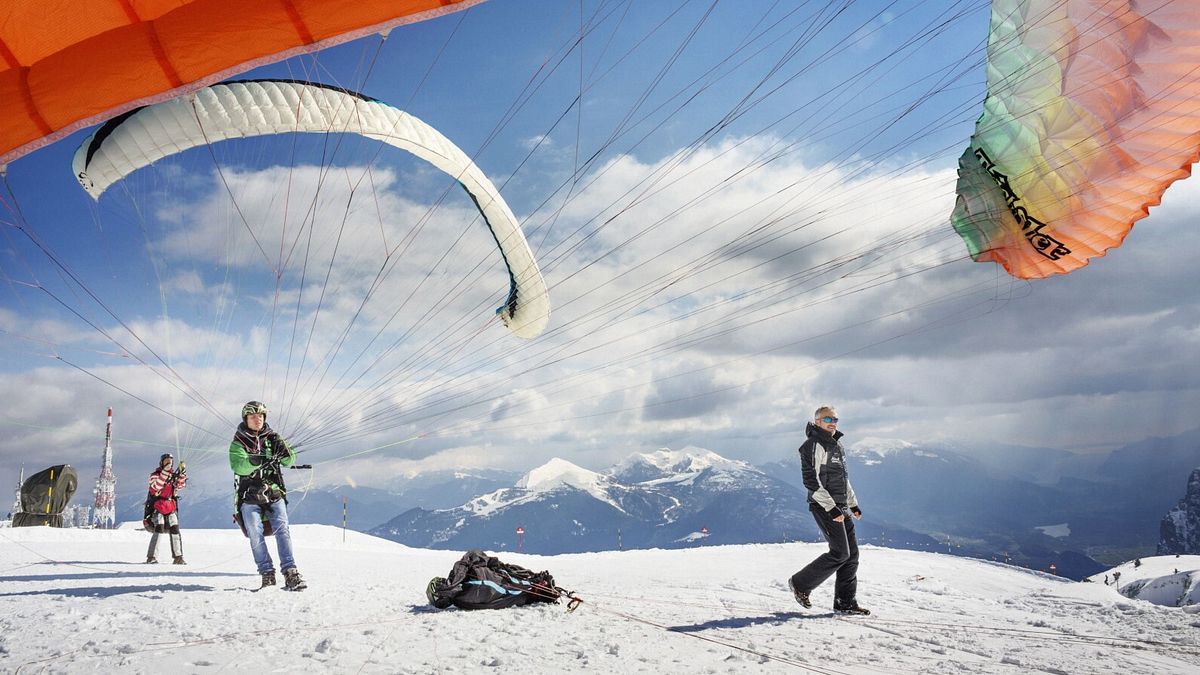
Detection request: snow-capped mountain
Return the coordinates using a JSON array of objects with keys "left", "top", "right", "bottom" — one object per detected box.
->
[
  {"left": 370, "top": 447, "right": 834, "bottom": 554},
  {"left": 515, "top": 458, "right": 621, "bottom": 503},
  {"left": 607, "top": 446, "right": 751, "bottom": 482},
  {"left": 847, "top": 437, "right": 920, "bottom": 463}
]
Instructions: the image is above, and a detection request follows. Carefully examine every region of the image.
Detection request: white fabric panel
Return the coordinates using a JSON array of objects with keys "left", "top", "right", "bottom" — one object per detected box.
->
[{"left": 72, "top": 80, "right": 549, "bottom": 339}]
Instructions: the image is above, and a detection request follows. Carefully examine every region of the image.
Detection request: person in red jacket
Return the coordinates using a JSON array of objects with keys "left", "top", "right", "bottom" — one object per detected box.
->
[{"left": 146, "top": 453, "right": 187, "bottom": 564}]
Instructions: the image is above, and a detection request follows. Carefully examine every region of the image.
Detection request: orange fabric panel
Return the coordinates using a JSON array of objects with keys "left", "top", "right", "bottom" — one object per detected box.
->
[
  {"left": 0, "top": 0, "right": 482, "bottom": 165},
  {"left": 292, "top": 0, "right": 450, "bottom": 43},
  {"left": 154, "top": 2, "right": 326, "bottom": 83},
  {"left": 0, "top": 2, "right": 132, "bottom": 63},
  {"left": 0, "top": 68, "right": 50, "bottom": 140},
  {"left": 30, "top": 25, "right": 179, "bottom": 129},
  {"left": 129, "top": 0, "right": 191, "bottom": 22}
]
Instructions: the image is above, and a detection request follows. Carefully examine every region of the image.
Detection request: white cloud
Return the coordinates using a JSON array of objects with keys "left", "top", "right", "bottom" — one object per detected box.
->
[
  {"left": 3, "top": 132, "right": 1199, "bottom": 492},
  {"left": 521, "top": 134, "right": 554, "bottom": 150}
]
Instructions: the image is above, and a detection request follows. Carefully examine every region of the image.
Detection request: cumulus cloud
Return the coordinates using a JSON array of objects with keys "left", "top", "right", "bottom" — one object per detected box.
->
[{"left": 3, "top": 132, "right": 1198, "bottom": 493}]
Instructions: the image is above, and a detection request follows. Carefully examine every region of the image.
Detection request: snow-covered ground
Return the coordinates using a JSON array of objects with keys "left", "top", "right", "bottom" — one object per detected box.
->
[
  {"left": 1088, "top": 555, "right": 1200, "bottom": 611},
  {"left": 1, "top": 526, "right": 1198, "bottom": 674}
]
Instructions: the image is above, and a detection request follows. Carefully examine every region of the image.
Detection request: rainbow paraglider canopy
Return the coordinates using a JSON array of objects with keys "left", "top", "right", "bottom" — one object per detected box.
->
[{"left": 951, "top": 0, "right": 1200, "bottom": 279}]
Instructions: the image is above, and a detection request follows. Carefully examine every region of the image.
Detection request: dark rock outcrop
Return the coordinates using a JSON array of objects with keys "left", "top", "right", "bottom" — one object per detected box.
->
[{"left": 1158, "top": 468, "right": 1200, "bottom": 555}]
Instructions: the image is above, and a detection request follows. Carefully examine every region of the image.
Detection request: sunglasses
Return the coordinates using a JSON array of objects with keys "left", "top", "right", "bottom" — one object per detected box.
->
[{"left": 820, "top": 416, "right": 839, "bottom": 423}]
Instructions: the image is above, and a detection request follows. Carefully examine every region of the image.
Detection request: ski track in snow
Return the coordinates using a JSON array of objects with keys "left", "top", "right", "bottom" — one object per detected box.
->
[{"left": 0, "top": 526, "right": 1197, "bottom": 673}]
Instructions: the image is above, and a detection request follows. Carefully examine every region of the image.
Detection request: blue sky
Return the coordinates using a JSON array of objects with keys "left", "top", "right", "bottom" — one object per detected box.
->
[{"left": 2, "top": 0, "right": 1198, "bottom": 498}]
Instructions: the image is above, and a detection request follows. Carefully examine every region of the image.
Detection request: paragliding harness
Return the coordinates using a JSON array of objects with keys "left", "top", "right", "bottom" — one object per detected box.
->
[
  {"left": 425, "top": 550, "right": 582, "bottom": 611},
  {"left": 232, "top": 477, "right": 280, "bottom": 538},
  {"left": 231, "top": 459, "right": 313, "bottom": 538},
  {"left": 232, "top": 460, "right": 287, "bottom": 538},
  {"left": 142, "top": 465, "right": 186, "bottom": 533},
  {"left": 230, "top": 425, "right": 292, "bottom": 538}
]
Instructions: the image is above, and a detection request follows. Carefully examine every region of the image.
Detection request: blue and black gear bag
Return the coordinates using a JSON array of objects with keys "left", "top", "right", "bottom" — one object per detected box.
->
[{"left": 425, "top": 550, "right": 580, "bottom": 611}]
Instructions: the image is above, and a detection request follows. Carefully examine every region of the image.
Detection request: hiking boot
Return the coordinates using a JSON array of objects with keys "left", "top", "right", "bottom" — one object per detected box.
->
[
  {"left": 172, "top": 556, "right": 186, "bottom": 565},
  {"left": 145, "top": 556, "right": 158, "bottom": 564},
  {"left": 834, "top": 602, "right": 871, "bottom": 615},
  {"left": 283, "top": 568, "right": 307, "bottom": 591},
  {"left": 787, "top": 577, "right": 811, "bottom": 608},
  {"left": 260, "top": 571, "right": 277, "bottom": 588}
]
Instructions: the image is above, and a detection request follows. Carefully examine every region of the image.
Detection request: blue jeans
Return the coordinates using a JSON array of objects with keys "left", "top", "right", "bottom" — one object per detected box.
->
[{"left": 240, "top": 500, "right": 296, "bottom": 574}]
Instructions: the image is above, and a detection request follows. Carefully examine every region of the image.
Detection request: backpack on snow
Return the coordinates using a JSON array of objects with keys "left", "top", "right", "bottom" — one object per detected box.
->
[{"left": 425, "top": 550, "right": 581, "bottom": 611}]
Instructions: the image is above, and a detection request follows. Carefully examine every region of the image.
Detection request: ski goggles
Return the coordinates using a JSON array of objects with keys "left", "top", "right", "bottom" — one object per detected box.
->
[{"left": 820, "top": 416, "right": 839, "bottom": 423}]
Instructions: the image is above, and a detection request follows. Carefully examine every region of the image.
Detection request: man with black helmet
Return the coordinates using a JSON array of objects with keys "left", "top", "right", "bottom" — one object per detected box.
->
[
  {"left": 229, "top": 400, "right": 306, "bottom": 591},
  {"left": 146, "top": 452, "right": 187, "bottom": 564}
]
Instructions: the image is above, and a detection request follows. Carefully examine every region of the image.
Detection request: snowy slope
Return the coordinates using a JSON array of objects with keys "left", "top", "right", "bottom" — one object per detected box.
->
[
  {"left": 1089, "top": 556, "right": 1200, "bottom": 611},
  {"left": 2, "top": 527, "right": 1198, "bottom": 673}
]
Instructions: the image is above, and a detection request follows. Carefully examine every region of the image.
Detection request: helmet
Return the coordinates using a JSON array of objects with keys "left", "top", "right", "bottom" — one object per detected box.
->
[
  {"left": 241, "top": 401, "right": 268, "bottom": 419},
  {"left": 160, "top": 453, "right": 173, "bottom": 465},
  {"left": 426, "top": 576, "right": 454, "bottom": 609}
]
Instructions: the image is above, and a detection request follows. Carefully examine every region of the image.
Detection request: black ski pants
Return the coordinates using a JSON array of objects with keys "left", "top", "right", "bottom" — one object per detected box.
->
[{"left": 790, "top": 504, "right": 858, "bottom": 606}]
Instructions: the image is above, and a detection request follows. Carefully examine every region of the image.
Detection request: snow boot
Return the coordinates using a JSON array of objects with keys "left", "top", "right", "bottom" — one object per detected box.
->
[
  {"left": 172, "top": 556, "right": 187, "bottom": 565},
  {"left": 145, "top": 556, "right": 158, "bottom": 564},
  {"left": 833, "top": 602, "right": 870, "bottom": 615},
  {"left": 257, "top": 571, "right": 277, "bottom": 589},
  {"left": 283, "top": 568, "right": 307, "bottom": 591},
  {"left": 787, "top": 577, "right": 811, "bottom": 609}
]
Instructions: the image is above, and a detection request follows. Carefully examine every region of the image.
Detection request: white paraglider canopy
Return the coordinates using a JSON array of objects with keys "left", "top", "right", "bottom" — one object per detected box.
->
[{"left": 72, "top": 79, "right": 549, "bottom": 339}]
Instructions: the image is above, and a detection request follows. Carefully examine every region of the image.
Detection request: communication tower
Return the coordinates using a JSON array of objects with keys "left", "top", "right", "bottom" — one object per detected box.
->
[{"left": 91, "top": 407, "right": 116, "bottom": 529}]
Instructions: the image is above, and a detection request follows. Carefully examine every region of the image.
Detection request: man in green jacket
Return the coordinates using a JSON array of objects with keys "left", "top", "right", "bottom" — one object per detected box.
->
[{"left": 230, "top": 400, "right": 306, "bottom": 591}]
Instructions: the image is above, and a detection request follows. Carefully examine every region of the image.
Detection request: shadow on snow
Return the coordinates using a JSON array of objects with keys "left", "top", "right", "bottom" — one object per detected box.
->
[
  {"left": 668, "top": 611, "right": 831, "bottom": 632},
  {"left": 4, "top": 571, "right": 252, "bottom": 582},
  {"left": 0, "top": 583, "right": 214, "bottom": 598}
]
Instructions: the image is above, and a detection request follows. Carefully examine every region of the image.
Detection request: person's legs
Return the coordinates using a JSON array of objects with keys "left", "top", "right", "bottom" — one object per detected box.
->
[
  {"left": 240, "top": 502, "right": 275, "bottom": 574},
  {"left": 264, "top": 500, "right": 296, "bottom": 572},
  {"left": 790, "top": 505, "right": 852, "bottom": 594},
  {"left": 167, "top": 511, "right": 183, "bottom": 560},
  {"left": 832, "top": 514, "right": 859, "bottom": 607},
  {"left": 146, "top": 512, "right": 163, "bottom": 561}
]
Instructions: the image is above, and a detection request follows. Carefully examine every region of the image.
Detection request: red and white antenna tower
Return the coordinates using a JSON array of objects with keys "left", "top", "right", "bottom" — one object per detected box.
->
[{"left": 91, "top": 407, "right": 116, "bottom": 529}]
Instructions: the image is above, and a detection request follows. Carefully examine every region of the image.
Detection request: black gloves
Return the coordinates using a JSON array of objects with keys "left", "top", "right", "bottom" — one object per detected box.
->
[
  {"left": 267, "top": 432, "right": 289, "bottom": 457},
  {"left": 828, "top": 506, "right": 861, "bottom": 519}
]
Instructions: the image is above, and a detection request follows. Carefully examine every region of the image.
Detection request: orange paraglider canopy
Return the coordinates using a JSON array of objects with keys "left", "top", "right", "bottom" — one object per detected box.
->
[{"left": 0, "top": 0, "right": 483, "bottom": 165}]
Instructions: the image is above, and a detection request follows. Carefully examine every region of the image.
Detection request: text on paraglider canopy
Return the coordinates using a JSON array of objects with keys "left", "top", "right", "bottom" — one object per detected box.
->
[{"left": 973, "top": 148, "right": 1071, "bottom": 261}]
